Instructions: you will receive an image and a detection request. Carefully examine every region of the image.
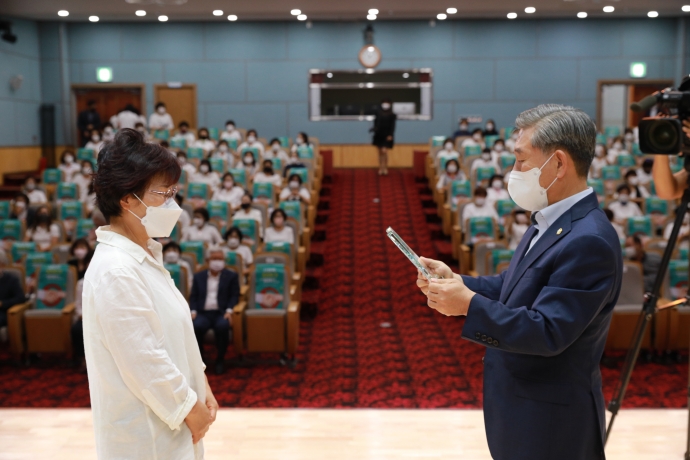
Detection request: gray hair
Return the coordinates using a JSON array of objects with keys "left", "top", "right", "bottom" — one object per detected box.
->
[
  {"left": 206, "top": 245, "right": 225, "bottom": 259},
  {"left": 515, "top": 104, "right": 596, "bottom": 177}
]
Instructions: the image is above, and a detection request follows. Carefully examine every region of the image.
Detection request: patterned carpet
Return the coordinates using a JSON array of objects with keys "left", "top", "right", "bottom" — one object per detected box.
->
[{"left": 0, "top": 169, "right": 688, "bottom": 409}]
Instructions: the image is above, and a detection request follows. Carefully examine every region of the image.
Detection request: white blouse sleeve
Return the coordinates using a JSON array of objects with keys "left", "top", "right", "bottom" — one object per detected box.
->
[{"left": 95, "top": 268, "right": 197, "bottom": 431}]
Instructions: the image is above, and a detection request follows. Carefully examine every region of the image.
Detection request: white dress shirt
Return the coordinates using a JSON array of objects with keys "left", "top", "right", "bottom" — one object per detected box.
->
[
  {"left": 608, "top": 200, "right": 642, "bottom": 223},
  {"left": 220, "top": 130, "right": 242, "bottom": 142},
  {"left": 203, "top": 272, "right": 220, "bottom": 311},
  {"left": 26, "top": 189, "right": 47, "bottom": 205},
  {"left": 149, "top": 112, "right": 174, "bottom": 130},
  {"left": 527, "top": 187, "right": 593, "bottom": 253},
  {"left": 212, "top": 186, "right": 245, "bottom": 208},
  {"left": 115, "top": 111, "right": 145, "bottom": 130},
  {"left": 83, "top": 227, "right": 206, "bottom": 460},
  {"left": 253, "top": 172, "right": 282, "bottom": 188},
  {"left": 59, "top": 163, "right": 82, "bottom": 182}
]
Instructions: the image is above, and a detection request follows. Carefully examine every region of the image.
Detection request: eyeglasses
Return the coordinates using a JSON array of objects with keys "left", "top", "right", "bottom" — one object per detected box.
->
[{"left": 147, "top": 186, "right": 178, "bottom": 200}]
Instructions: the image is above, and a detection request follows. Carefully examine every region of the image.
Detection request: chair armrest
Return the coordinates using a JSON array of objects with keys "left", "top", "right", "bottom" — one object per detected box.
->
[
  {"left": 240, "top": 285, "right": 249, "bottom": 299},
  {"left": 7, "top": 300, "right": 31, "bottom": 356},
  {"left": 62, "top": 303, "right": 75, "bottom": 315},
  {"left": 232, "top": 301, "right": 247, "bottom": 353}
]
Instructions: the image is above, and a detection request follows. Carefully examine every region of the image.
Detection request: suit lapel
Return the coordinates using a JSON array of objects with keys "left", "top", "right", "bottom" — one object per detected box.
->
[{"left": 500, "top": 225, "right": 537, "bottom": 297}]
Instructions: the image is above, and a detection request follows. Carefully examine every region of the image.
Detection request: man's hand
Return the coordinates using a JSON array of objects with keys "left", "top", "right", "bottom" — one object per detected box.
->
[
  {"left": 223, "top": 311, "right": 233, "bottom": 325},
  {"left": 191, "top": 311, "right": 197, "bottom": 320},
  {"left": 419, "top": 257, "right": 454, "bottom": 279},
  {"left": 426, "top": 278, "right": 476, "bottom": 317},
  {"left": 184, "top": 398, "right": 212, "bottom": 444}
]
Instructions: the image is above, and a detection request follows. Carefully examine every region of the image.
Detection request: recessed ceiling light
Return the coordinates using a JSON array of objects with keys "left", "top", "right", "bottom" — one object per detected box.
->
[
  {"left": 684, "top": 5, "right": 690, "bottom": 12},
  {"left": 402, "top": 72, "right": 409, "bottom": 78},
  {"left": 507, "top": 12, "right": 518, "bottom": 19},
  {"left": 58, "top": 10, "right": 69, "bottom": 17},
  {"left": 524, "top": 7, "right": 536, "bottom": 14},
  {"left": 368, "top": 9, "right": 379, "bottom": 15},
  {"left": 647, "top": 11, "right": 659, "bottom": 18},
  {"left": 135, "top": 10, "right": 146, "bottom": 17},
  {"left": 447, "top": 8, "right": 457, "bottom": 14},
  {"left": 213, "top": 10, "right": 223, "bottom": 16},
  {"left": 89, "top": 15, "right": 99, "bottom": 22},
  {"left": 603, "top": 6, "right": 615, "bottom": 13},
  {"left": 577, "top": 12, "right": 587, "bottom": 18},
  {"left": 291, "top": 9, "right": 301, "bottom": 15},
  {"left": 158, "top": 15, "right": 168, "bottom": 22},
  {"left": 367, "top": 14, "right": 377, "bottom": 20},
  {"left": 437, "top": 13, "right": 447, "bottom": 20},
  {"left": 227, "top": 14, "right": 238, "bottom": 21},
  {"left": 297, "top": 14, "right": 307, "bottom": 21},
  {"left": 327, "top": 72, "right": 333, "bottom": 78}
]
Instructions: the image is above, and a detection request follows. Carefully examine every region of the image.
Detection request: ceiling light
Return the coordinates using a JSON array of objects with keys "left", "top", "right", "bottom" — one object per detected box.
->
[
  {"left": 227, "top": 14, "right": 238, "bottom": 21},
  {"left": 89, "top": 15, "right": 99, "bottom": 22},
  {"left": 447, "top": 8, "right": 457, "bottom": 14},
  {"left": 135, "top": 10, "right": 146, "bottom": 17},
  {"left": 402, "top": 72, "right": 409, "bottom": 78},
  {"left": 368, "top": 9, "right": 379, "bottom": 15},
  {"left": 647, "top": 11, "right": 659, "bottom": 18},
  {"left": 603, "top": 6, "right": 615, "bottom": 13},
  {"left": 367, "top": 14, "right": 376, "bottom": 20},
  {"left": 291, "top": 9, "right": 301, "bottom": 15},
  {"left": 437, "top": 13, "right": 447, "bottom": 20},
  {"left": 684, "top": 6, "right": 690, "bottom": 12},
  {"left": 577, "top": 12, "right": 587, "bottom": 18},
  {"left": 213, "top": 10, "right": 223, "bottom": 16},
  {"left": 158, "top": 15, "right": 168, "bottom": 22},
  {"left": 297, "top": 14, "right": 307, "bottom": 21},
  {"left": 507, "top": 12, "right": 518, "bottom": 19},
  {"left": 525, "top": 7, "right": 536, "bottom": 14},
  {"left": 327, "top": 72, "right": 333, "bottom": 78},
  {"left": 57, "top": 10, "right": 69, "bottom": 17}
]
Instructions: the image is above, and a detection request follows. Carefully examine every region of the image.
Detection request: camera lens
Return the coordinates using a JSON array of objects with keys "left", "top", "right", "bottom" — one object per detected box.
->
[{"left": 649, "top": 120, "right": 680, "bottom": 152}]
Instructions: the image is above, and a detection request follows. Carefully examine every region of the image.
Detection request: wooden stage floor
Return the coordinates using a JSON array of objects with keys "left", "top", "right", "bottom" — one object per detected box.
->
[{"left": 0, "top": 408, "right": 686, "bottom": 459}]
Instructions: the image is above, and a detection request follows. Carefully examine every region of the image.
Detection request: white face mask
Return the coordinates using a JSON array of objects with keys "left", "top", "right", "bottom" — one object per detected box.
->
[
  {"left": 74, "top": 248, "right": 88, "bottom": 260},
  {"left": 296, "top": 137, "right": 304, "bottom": 145},
  {"left": 481, "top": 153, "right": 491, "bottom": 161},
  {"left": 613, "top": 142, "right": 623, "bottom": 150},
  {"left": 494, "top": 144, "right": 504, "bottom": 152},
  {"left": 492, "top": 180, "right": 503, "bottom": 189},
  {"left": 595, "top": 145, "right": 605, "bottom": 157},
  {"left": 447, "top": 165, "right": 458, "bottom": 174},
  {"left": 164, "top": 251, "right": 180, "bottom": 264},
  {"left": 624, "top": 133, "right": 634, "bottom": 141},
  {"left": 289, "top": 181, "right": 300, "bottom": 190},
  {"left": 459, "top": 124, "right": 468, "bottom": 131},
  {"left": 619, "top": 194, "right": 630, "bottom": 204},
  {"left": 128, "top": 194, "right": 183, "bottom": 238},
  {"left": 475, "top": 197, "right": 486, "bottom": 207},
  {"left": 219, "top": 145, "right": 228, "bottom": 152},
  {"left": 515, "top": 214, "right": 528, "bottom": 225},
  {"left": 507, "top": 152, "right": 557, "bottom": 212},
  {"left": 272, "top": 144, "right": 280, "bottom": 151},
  {"left": 486, "top": 124, "right": 494, "bottom": 131},
  {"left": 199, "top": 165, "right": 209, "bottom": 173},
  {"left": 381, "top": 103, "right": 391, "bottom": 110},
  {"left": 92, "top": 135, "right": 100, "bottom": 142},
  {"left": 247, "top": 135, "right": 256, "bottom": 143},
  {"left": 223, "top": 181, "right": 234, "bottom": 189},
  {"left": 473, "top": 133, "right": 482, "bottom": 141},
  {"left": 227, "top": 237, "right": 240, "bottom": 248},
  {"left": 243, "top": 157, "right": 253, "bottom": 165},
  {"left": 193, "top": 217, "right": 204, "bottom": 228},
  {"left": 209, "top": 260, "right": 225, "bottom": 272},
  {"left": 15, "top": 201, "right": 26, "bottom": 210},
  {"left": 226, "top": 125, "right": 235, "bottom": 132},
  {"left": 65, "top": 155, "right": 74, "bottom": 164},
  {"left": 104, "top": 127, "right": 114, "bottom": 135},
  {"left": 628, "top": 176, "right": 639, "bottom": 186},
  {"left": 444, "top": 142, "right": 453, "bottom": 151},
  {"left": 157, "top": 107, "right": 166, "bottom": 114}
]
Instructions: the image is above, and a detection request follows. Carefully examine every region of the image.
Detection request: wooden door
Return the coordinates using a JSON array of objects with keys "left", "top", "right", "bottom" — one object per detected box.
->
[
  {"left": 72, "top": 84, "right": 145, "bottom": 144},
  {"left": 154, "top": 84, "right": 197, "bottom": 131}
]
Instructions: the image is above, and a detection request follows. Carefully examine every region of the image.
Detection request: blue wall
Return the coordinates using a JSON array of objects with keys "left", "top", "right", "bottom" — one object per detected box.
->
[{"left": 1, "top": 17, "right": 686, "bottom": 146}]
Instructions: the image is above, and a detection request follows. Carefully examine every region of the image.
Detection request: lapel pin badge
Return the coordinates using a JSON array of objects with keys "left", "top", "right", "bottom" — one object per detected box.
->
[{"left": 557, "top": 228, "right": 563, "bottom": 235}]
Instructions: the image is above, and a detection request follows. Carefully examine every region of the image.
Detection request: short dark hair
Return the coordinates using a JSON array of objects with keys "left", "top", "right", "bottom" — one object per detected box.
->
[
  {"left": 617, "top": 184, "right": 631, "bottom": 194},
  {"left": 225, "top": 120, "right": 235, "bottom": 126},
  {"left": 271, "top": 208, "right": 287, "bottom": 223},
  {"left": 288, "top": 173, "right": 302, "bottom": 184},
  {"left": 194, "top": 207, "right": 209, "bottom": 222},
  {"left": 179, "top": 121, "right": 189, "bottom": 128},
  {"left": 93, "top": 129, "right": 181, "bottom": 221},
  {"left": 474, "top": 186, "right": 487, "bottom": 197},
  {"left": 155, "top": 102, "right": 165, "bottom": 109},
  {"left": 247, "top": 129, "right": 257, "bottom": 137},
  {"left": 625, "top": 170, "right": 637, "bottom": 178},
  {"left": 224, "top": 226, "right": 243, "bottom": 240},
  {"left": 472, "top": 128, "right": 483, "bottom": 135},
  {"left": 269, "top": 137, "right": 280, "bottom": 145},
  {"left": 297, "top": 132, "right": 309, "bottom": 144},
  {"left": 163, "top": 241, "right": 181, "bottom": 253},
  {"left": 60, "top": 150, "right": 75, "bottom": 164},
  {"left": 199, "top": 159, "right": 212, "bottom": 171}
]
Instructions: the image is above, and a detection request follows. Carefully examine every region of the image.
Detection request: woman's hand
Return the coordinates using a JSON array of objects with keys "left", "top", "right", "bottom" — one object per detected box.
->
[
  {"left": 205, "top": 377, "right": 218, "bottom": 424},
  {"left": 184, "top": 398, "right": 212, "bottom": 444}
]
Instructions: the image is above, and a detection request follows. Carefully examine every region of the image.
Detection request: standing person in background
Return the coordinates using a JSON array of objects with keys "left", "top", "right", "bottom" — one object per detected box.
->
[
  {"left": 77, "top": 100, "right": 101, "bottom": 146},
  {"left": 371, "top": 98, "right": 396, "bottom": 176},
  {"left": 112, "top": 104, "right": 145, "bottom": 130},
  {"left": 148, "top": 102, "right": 174, "bottom": 131}
]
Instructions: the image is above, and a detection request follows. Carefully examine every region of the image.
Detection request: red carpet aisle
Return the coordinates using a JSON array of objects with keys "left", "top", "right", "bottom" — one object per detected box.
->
[{"left": 0, "top": 169, "right": 687, "bottom": 408}]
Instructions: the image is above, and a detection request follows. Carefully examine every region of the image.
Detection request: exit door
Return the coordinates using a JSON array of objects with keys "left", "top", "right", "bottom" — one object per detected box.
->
[{"left": 154, "top": 84, "right": 197, "bottom": 131}]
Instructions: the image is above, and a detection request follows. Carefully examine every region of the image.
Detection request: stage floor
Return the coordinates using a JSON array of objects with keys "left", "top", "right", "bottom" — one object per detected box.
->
[{"left": 0, "top": 408, "right": 686, "bottom": 459}]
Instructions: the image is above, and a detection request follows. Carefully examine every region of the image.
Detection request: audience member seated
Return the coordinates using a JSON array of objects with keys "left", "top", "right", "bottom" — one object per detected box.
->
[
  {"left": 0, "top": 249, "right": 25, "bottom": 329},
  {"left": 471, "top": 148, "right": 498, "bottom": 176},
  {"left": 189, "top": 247, "right": 240, "bottom": 375},
  {"left": 505, "top": 129, "right": 519, "bottom": 153},
  {"left": 220, "top": 120, "right": 243, "bottom": 142},
  {"left": 192, "top": 127, "right": 216, "bottom": 153},
  {"left": 23, "top": 177, "right": 47, "bottom": 205},
  {"left": 59, "top": 150, "right": 81, "bottom": 182},
  {"left": 110, "top": 104, "right": 146, "bottom": 130},
  {"left": 490, "top": 139, "right": 508, "bottom": 164},
  {"left": 210, "top": 140, "right": 234, "bottom": 166},
  {"left": 508, "top": 210, "right": 529, "bottom": 250},
  {"left": 68, "top": 238, "right": 93, "bottom": 280},
  {"left": 85, "top": 183, "right": 97, "bottom": 215},
  {"left": 482, "top": 119, "right": 498, "bottom": 137},
  {"left": 238, "top": 129, "right": 265, "bottom": 157},
  {"left": 589, "top": 144, "right": 609, "bottom": 179},
  {"left": 148, "top": 102, "right": 174, "bottom": 130},
  {"left": 486, "top": 174, "right": 510, "bottom": 206},
  {"left": 624, "top": 232, "right": 661, "bottom": 293},
  {"left": 212, "top": 173, "right": 244, "bottom": 209},
  {"left": 101, "top": 123, "right": 115, "bottom": 142},
  {"left": 163, "top": 241, "right": 193, "bottom": 290},
  {"left": 452, "top": 118, "right": 471, "bottom": 139},
  {"left": 224, "top": 227, "right": 253, "bottom": 273},
  {"left": 74, "top": 160, "right": 94, "bottom": 202},
  {"left": 191, "top": 159, "right": 220, "bottom": 189},
  {"left": 283, "top": 149, "right": 307, "bottom": 177},
  {"left": 436, "top": 138, "right": 460, "bottom": 168},
  {"left": 25, "top": 206, "right": 60, "bottom": 251},
  {"left": 265, "top": 138, "right": 290, "bottom": 162},
  {"left": 171, "top": 120, "right": 196, "bottom": 146},
  {"left": 175, "top": 194, "right": 191, "bottom": 229},
  {"left": 664, "top": 207, "right": 690, "bottom": 249},
  {"left": 604, "top": 208, "right": 626, "bottom": 241},
  {"left": 608, "top": 184, "right": 642, "bottom": 225},
  {"left": 606, "top": 136, "right": 628, "bottom": 164},
  {"left": 280, "top": 173, "right": 311, "bottom": 205},
  {"left": 636, "top": 158, "right": 653, "bottom": 186},
  {"left": 181, "top": 208, "right": 223, "bottom": 245},
  {"left": 241, "top": 151, "right": 258, "bottom": 178},
  {"left": 624, "top": 170, "right": 650, "bottom": 199},
  {"left": 461, "top": 128, "right": 485, "bottom": 149},
  {"left": 290, "top": 132, "right": 314, "bottom": 154},
  {"left": 264, "top": 209, "right": 295, "bottom": 245},
  {"left": 461, "top": 186, "right": 499, "bottom": 233},
  {"left": 436, "top": 159, "right": 466, "bottom": 192},
  {"left": 176, "top": 151, "right": 197, "bottom": 176},
  {"left": 134, "top": 122, "right": 150, "bottom": 142},
  {"left": 10, "top": 193, "right": 31, "bottom": 225},
  {"left": 235, "top": 192, "right": 263, "bottom": 236},
  {"left": 253, "top": 159, "right": 283, "bottom": 188}
]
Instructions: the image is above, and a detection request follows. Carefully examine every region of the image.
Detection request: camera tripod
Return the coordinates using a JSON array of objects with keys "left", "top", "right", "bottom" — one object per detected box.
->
[{"left": 606, "top": 155, "right": 690, "bottom": 459}]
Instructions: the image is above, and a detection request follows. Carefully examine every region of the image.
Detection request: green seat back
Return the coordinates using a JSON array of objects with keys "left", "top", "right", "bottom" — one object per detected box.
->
[
  {"left": 207, "top": 200, "right": 229, "bottom": 220},
  {"left": 0, "top": 201, "right": 10, "bottom": 219},
  {"left": 430, "top": 136, "right": 445, "bottom": 147},
  {"left": 278, "top": 136, "right": 290, "bottom": 148},
  {"left": 75, "top": 219, "right": 94, "bottom": 239},
  {"left": 186, "top": 147, "right": 205, "bottom": 160},
  {"left": 241, "top": 147, "right": 260, "bottom": 163},
  {"left": 269, "top": 157, "right": 282, "bottom": 171},
  {"left": 36, "top": 264, "right": 70, "bottom": 310},
  {"left": 475, "top": 166, "right": 496, "bottom": 182},
  {"left": 587, "top": 179, "right": 604, "bottom": 196},
  {"left": 209, "top": 158, "right": 225, "bottom": 174},
  {"left": 0, "top": 219, "right": 22, "bottom": 240},
  {"left": 208, "top": 128, "right": 219, "bottom": 140},
  {"left": 679, "top": 248, "right": 689, "bottom": 261},
  {"left": 170, "top": 138, "right": 187, "bottom": 149},
  {"left": 253, "top": 263, "right": 288, "bottom": 309},
  {"left": 25, "top": 252, "right": 53, "bottom": 277},
  {"left": 631, "top": 144, "right": 642, "bottom": 156},
  {"left": 59, "top": 201, "right": 83, "bottom": 220},
  {"left": 468, "top": 216, "right": 495, "bottom": 240},
  {"left": 297, "top": 145, "right": 314, "bottom": 159},
  {"left": 43, "top": 168, "right": 62, "bottom": 184},
  {"left": 669, "top": 260, "right": 689, "bottom": 299},
  {"left": 186, "top": 183, "right": 209, "bottom": 199},
  {"left": 500, "top": 155, "right": 516, "bottom": 170},
  {"left": 626, "top": 216, "right": 652, "bottom": 236},
  {"left": 265, "top": 241, "right": 292, "bottom": 257},
  {"left": 464, "top": 145, "right": 481, "bottom": 156},
  {"left": 484, "top": 135, "right": 499, "bottom": 149},
  {"left": 56, "top": 182, "right": 79, "bottom": 200},
  {"left": 77, "top": 148, "right": 95, "bottom": 162},
  {"left": 604, "top": 126, "right": 621, "bottom": 138},
  {"left": 616, "top": 155, "right": 636, "bottom": 167},
  {"left": 600, "top": 166, "right": 621, "bottom": 181},
  {"left": 596, "top": 134, "right": 607, "bottom": 145},
  {"left": 491, "top": 249, "right": 515, "bottom": 273},
  {"left": 153, "top": 129, "right": 170, "bottom": 140},
  {"left": 645, "top": 197, "right": 667, "bottom": 215},
  {"left": 165, "top": 263, "right": 183, "bottom": 290},
  {"left": 226, "top": 139, "right": 238, "bottom": 151},
  {"left": 180, "top": 241, "right": 205, "bottom": 266},
  {"left": 232, "top": 219, "right": 258, "bottom": 252},
  {"left": 495, "top": 199, "right": 516, "bottom": 218},
  {"left": 503, "top": 127, "right": 514, "bottom": 140},
  {"left": 279, "top": 201, "right": 302, "bottom": 222},
  {"left": 179, "top": 169, "right": 188, "bottom": 185},
  {"left": 11, "top": 241, "right": 36, "bottom": 263},
  {"left": 225, "top": 251, "right": 239, "bottom": 266},
  {"left": 228, "top": 168, "right": 248, "bottom": 188}
]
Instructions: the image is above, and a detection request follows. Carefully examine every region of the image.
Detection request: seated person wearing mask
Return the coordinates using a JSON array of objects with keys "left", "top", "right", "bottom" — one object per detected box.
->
[
  {"left": 182, "top": 208, "right": 223, "bottom": 246},
  {"left": 171, "top": 121, "right": 196, "bottom": 147},
  {"left": 10, "top": 193, "right": 31, "bottom": 225},
  {"left": 508, "top": 209, "right": 529, "bottom": 250},
  {"left": 210, "top": 140, "right": 234, "bottom": 166},
  {"left": 290, "top": 132, "right": 314, "bottom": 154},
  {"left": 68, "top": 238, "right": 93, "bottom": 280},
  {"left": 471, "top": 148, "right": 499, "bottom": 176},
  {"left": 134, "top": 122, "right": 150, "bottom": 142},
  {"left": 453, "top": 118, "right": 471, "bottom": 139},
  {"left": 0, "top": 249, "right": 26, "bottom": 330},
  {"left": 624, "top": 232, "right": 661, "bottom": 293},
  {"left": 436, "top": 159, "right": 466, "bottom": 192},
  {"left": 59, "top": 150, "right": 81, "bottom": 182},
  {"left": 212, "top": 173, "right": 245, "bottom": 210},
  {"left": 241, "top": 151, "right": 258, "bottom": 178},
  {"left": 68, "top": 238, "right": 93, "bottom": 371},
  {"left": 461, "top": 186, "right": 499, "bottom": 236},
  {"left": 264, "top": 209, "right": 295, "bottom": 245},
  {"left": 664, "top": 206, "right": 690, "bottom": 250},
  {"left": 636, "top": 158, "right": 653, "bottom": 186},
  {"left": 163, "top": 241, "right": 194, "bottom": 291},
  {"left": 176, "top": 151, "right": 197, "bottom": 176},
  {"left": 283, "top": 149, "right": 307, "bottom": 178},
  {"left": 23, "top": 177, "right": 47, "bottom": 205},
  {"left": 253, "top": 159, "right": 283, "bottom": 188},
  {"left": 491, "top": 139, "right": 509, "bottom": 164},
  {"left": 191, "top": 159, "right": 221, "bottom": 189},
  {"left": 435, "top": 138, "right": 460, "bottom": 169},
  {"left": 604, "top": 208, "right": 626, "bottom": 241},
  {"left": 220, "top": 120, "right": 242, "bottom": 142},
  {"left": 461, "top": 128, "right": 485, "bottom": 149},
  {"left": 624, "top": 170, "right": 649, "bottom": 199},
  {"left": 265, "top": 138, "right": 290, "bottom": 163},
  {"left": 238, "top": 129, "right": 265, "bottom": 158},
  {"left": 191, "top": 127, "right": 216, "bottom": 153},
  {"left": 25, "top": 206, "right": 60, "bottom": 251},
  {"left": 608, "top": 184, "right": 642, "bottom": 225},
  {"left": 486, "top": 174, "right": 510, "bottom": 206},
  {"left": 504, "top": 129, "right": 519, "bottom": 153},
  {"left": 224, "top": 227, "right": 253, "bottom": 274},
  {"left": 483, "top": 119, "right": 499, "bottom": 137},
  {"left": 189, "top": 247, "right": 240, "bottom": 375},
  {"left": 606, "top": 136, "right": 628, "bottom": 164},
  {"left": 279, "top": 174, "right": 311, "bottom": 205},
  {"left": 235, "top": 193, "right": 263, "bottom": 238},
  {"left": 623, "top": 127, "right": 636, "bottom": 152},
  {"left": 85, "top": 130, "right": 104, "bottom": 154},
  {"left": 148, "top": 102, "right": 174, "bottom": 131},
  {"left": 74, "top": 160, "right": 94, "bottom": 203},
  {"left": 174, "top": 194, "right": 191, "bottom": 230},
  {"left": 589, "top": 144, "right": 609, "bottom": 179}
]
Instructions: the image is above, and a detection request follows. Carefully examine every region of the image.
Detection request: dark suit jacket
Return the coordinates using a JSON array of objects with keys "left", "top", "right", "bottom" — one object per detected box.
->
[
  {"left": 189, "top": 269, "right": 239, "bottom": 313},
  {"left": 461, "top": 192, "right": 622, "bottom": 460}
]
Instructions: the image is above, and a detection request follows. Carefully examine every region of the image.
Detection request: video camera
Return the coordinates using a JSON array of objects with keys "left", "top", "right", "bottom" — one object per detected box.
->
[{"left": 633, "top": 75, "right": 690, "bottom": 155}]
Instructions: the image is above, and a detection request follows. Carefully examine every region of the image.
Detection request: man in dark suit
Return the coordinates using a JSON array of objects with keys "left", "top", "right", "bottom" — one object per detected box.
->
[
  {"left": 77, "top": 100, "right": 101, "bottom": 146},
  {"left": 190, "top": 248, "right": 240, "bottom": 374},
  {"left": 0, "top": 249, "right": 26, "bottom": 329},
  {"left": 417, "top": 104, "right": 622, "bottom": 460}
]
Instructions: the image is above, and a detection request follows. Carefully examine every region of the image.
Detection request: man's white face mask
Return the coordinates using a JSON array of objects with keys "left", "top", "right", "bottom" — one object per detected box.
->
[{"left": 507, "top": 152, "right": 558, "bottom": 212}]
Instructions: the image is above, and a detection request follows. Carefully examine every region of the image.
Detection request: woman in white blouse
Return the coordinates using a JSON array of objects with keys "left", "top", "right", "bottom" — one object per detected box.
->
[
  {"left": 191, "top": 127, "right": 216, "bottom": 154},
  {"left": 181, "top": 208, "right": 223, "bottom": 246},
  {"left": 58, "top": 150, "right": 81, "bottom": 182},
  {"left": 84, "top": 129, "right": 104, "bottom": 154},
  {"left": 279, "top": 173, "right": 311, "bottom": 205},
  {"left": 84, "top": 128, "right": 217, "bottom": 459},
  {"left": 223, "top": 226, "right": 254, "bottom": 273},
  {"left": 190, "top": 159, "right": 221, "bottom": 189},
  {"left": 24, "top": 206, "right": 60, "bottom": 251},
  {"left": 73, "top": 160, "right": 94, "bottom": 203},
  {"left": 212, "top": 173, "right": 244, "bottom": 210},
  {"left": 237, "top": 129, "right": 265, "bottom": 157},
  {"left": 264, "top": 208, "right": 295, "bottom": 245},
  {"left": 253, "top": 159, "right": 283, "bottom": 188}
]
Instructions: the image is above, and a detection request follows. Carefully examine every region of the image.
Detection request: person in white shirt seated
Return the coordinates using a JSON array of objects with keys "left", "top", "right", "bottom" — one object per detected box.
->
[
  {"left": 181, "top": 208, "right": 223, "bottom": 246},
  {"left": 212, "top": 173, "right": 244, "bottom": 210},
  {"left": 253, "top": 159, "right": 283, "bottom": 189},
  {"left": 264, "top": 209, "right": 295, "bottom": 245},
  {"left": 174, "top": 194, "right": 191, "bottom": 229},
  {"left": 189, "top": 247, "right": 239, "bottom": 375},
  {"left": 436, "top": 159, "right": 466, "bottom": 192},
  {"left": 23, "top": 177, "right": 47, "bottom": 205},
  {"left": 58, "top": 150, "right": 81, "bottom": 183},
  {"left": 461, "top": 186, "right": 499, "bottom": 237},
  {"left": 664, "top": 206, "right": 690, "bottom": 250},
  {"left": 191, "top": 159, "right": 221, "bottom": 189},
  {"left": 84, "top": 130, "right": 104, "bottom": 155},
  {"left": 623, "top": 170, "right": 650, "bottom": 200},
  {"left": 623, "top": 127, "right": 636, "bottom": 153},
  {"left": 608, "top": 184, "right": 642, "bottom": 225},
  {"left": 238, "top": 129, "right": 265, "bottom": 158},
  {"left": 265, "top": 138, "right": 290, "bottom": 163},
  {"left": 134, "top": 122, "right": 151, "bottom": 142},
  {"left": 235, "top": 192, "right": 263, "bottom": 238},
  {"left": 604, "top": 208, "right": 626, "bottom": 242},
  {"left": 191, "top": 127, "right": 216, "bottom": 154},
  {"left": 435, "top": 138, "right": 460, "bottom": 170},
  {"left": 240, "top": 151, "right": 258, "bottom": 179},
  {"left": 148, "top": 102, "right": 174, "bottom": 131},
  {"left": 223, "top": 226, "right": 253, "bottom": 274},
  {"left": 490, "top": 139, "right": 508, "bottom": 164},
  {"left": 279, "top": 173, "right": 311, "bottom": 205},
  {"left": 73, "top": 160, "right": 94, "bottom": 202},
  {"left": 101, "top": 123, "right": 115, "bottom": 142},
  {"left": 210, "top": 140, "right": 234, "bottom": 167},
  {"left": 283, "top": 149, "right": 307, "bottom": 178},
  {"left": 10, "top": 192, "right": 30, "bottom": 225},
  {"left": 290, "top": 132, "right": 314, "bottom": 154},
  {"left": 589, "top": 144, "right": 609, "bottom": 179},
  {"left": 220, "top": 120, "right": 243, "bottom": 143},
  {"left": 176, "top": 151, "right": 197, "bottom": 177},
  {"left": 606, "top": 136, "right": 628, "bottom": 164},
  {"left": 504, "top": 129, "right": 519, "bottom": 153},
  {"left": 636, "top": 158, "right": 653, "bottom": 186},
  {"left": 163, "top": 241, "right": 194, "bottom": 292},
  {"left": 24, "top": 206, "right": 60, "bottom": 251},
  {"left": 461, "top": 128, "right": 485, "bottom": 150},
  {"left": 486, "top": 174, "right": 510, "bottom": 206},
  {"left": 470, "top": 148, "right": 499, "bottom": 177},
  {"left": 85, "top": 182, "right": 97, "bottom": 216},
  {"left": 483, "top": 119, "right": 499, "bottom": 137},
  {"left": 171, "top": 121, "right": 196, "bottom": 148},
  {"left": 113, "top": 104, "right": 146, "bottom": 130},
  {"left": 508, "top": 209, "right": 529, "bottom": 250}
]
